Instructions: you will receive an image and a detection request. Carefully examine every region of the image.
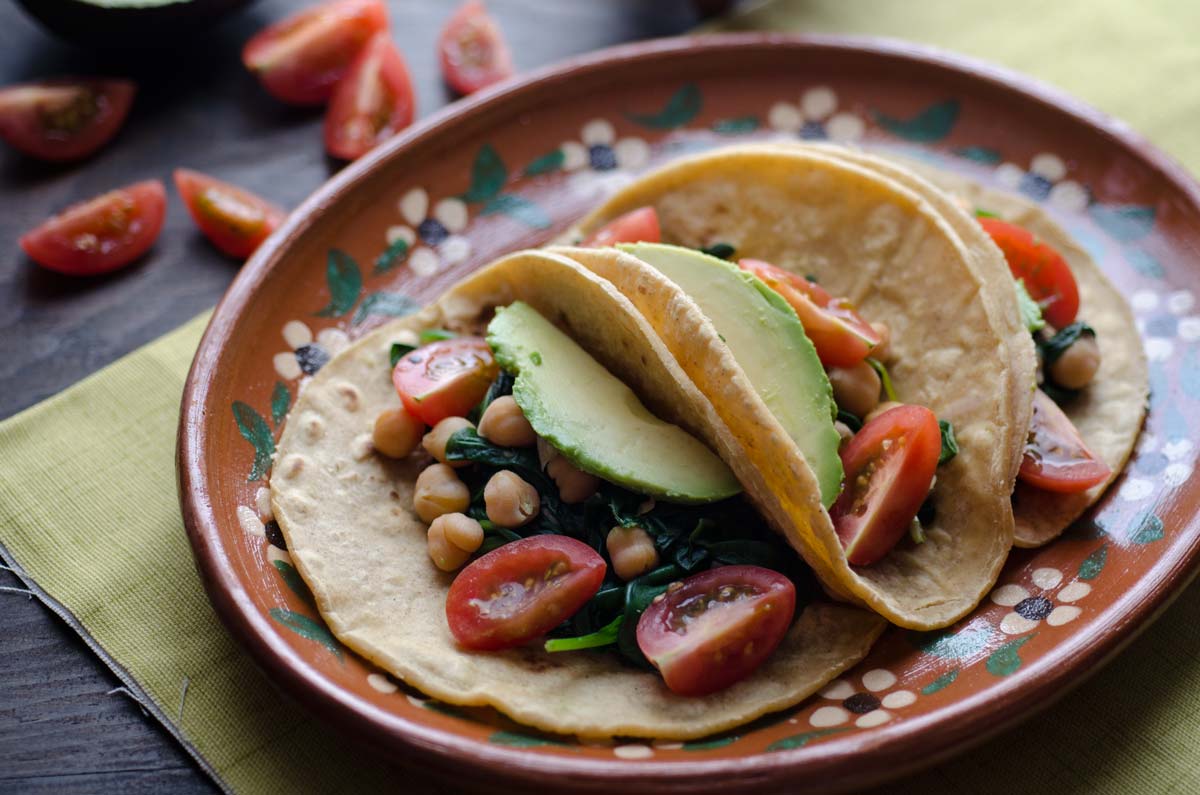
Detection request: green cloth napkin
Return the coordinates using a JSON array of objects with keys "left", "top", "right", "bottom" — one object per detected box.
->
[{"left": 4, "top": 2, "right": 1200, "bottom": 793}]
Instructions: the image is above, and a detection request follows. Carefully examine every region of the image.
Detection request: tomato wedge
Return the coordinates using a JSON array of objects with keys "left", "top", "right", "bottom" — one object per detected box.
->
[
  {"left": 1018, "top": 389, "right": 1110, "bottom": 493},
  {"left": 978, "top": 216, "right": 1080, "bottom": 329},
  {"left": 636, "top": 565, "right": 795, "bottom": 696},
  {"left": 438, "top": 0, "right": 514, "bottom": 96},
  {"left": 242, "top": 0, "right": 389, "bottom": 106},
  {"left": 739, "top": 258, "right": 880, "bottom": 368},
  {"left": 0, "top": 78, "right": 134, "bottom": 162},
  {"left": 392, "top": 337, "right": 498, "bottom": 426},
  {"left": 174, "top": 169, "right": 285, "bottom": 259},
  {"left": 831, "top": 404, "right": 941, "bottom": 566},
  {"left": 20, "top": 180, "right": 166, "bottom": 276},
  {"left": 447, "top": 535, "right": 606, "bottom": 650},
  {"left": 323, "top": 32, "right": 415, "bottom": 160},
  {"left": 582, "top": 206, "right": 661, "bottom": 248}
]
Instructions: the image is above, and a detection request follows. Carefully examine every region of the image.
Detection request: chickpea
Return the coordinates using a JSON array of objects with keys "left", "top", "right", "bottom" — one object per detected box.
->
[
  {"left": 413, "top": 464, "right": 470, "bottom": 523},
  {"left": 864, "top": 400, "right": 904, "bottom": 425},
  {"left": 484, "top": 470, "right": 540, "bottom": 528},
  {"left": 1049, "top": 335, "right": 1101, "bottom": 390},
  {"left": 546, "top": 454, "right": 601, "bottom": 503},
  {"left": 422, "top": 416, "right": 475, "bottom": 468},
  {"left": 427, "top": 513, "right": 484, "bottom": 572},
  {"left": 870, "top": 321, "right": 892, "bottom": 363},
  {"left": 372, "top": 406, "right": 423, "bottom": 458},
  {"left": 828, "top": 360, "right": 881, "bottom": 419},
  {"left": 606, "top": 526, "right": 660, "bottom": 581},
  {"left": 834, "top": 420, "right": 854, "bottom": 449},
  {"left": 478, "top": 396, "right": 537, "bottom": 447}
]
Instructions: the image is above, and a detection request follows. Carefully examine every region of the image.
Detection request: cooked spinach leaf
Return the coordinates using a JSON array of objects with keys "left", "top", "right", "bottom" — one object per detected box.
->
[
  {"left": 419, "top": 328, "right": 457, "bottom": 344},
  {"left": 865, "top": 357, "right": 898, "bottom": 402},
  {"left": 837, "top": 409, "right": 862, "bottom": 432},
  {"left": 1038, "top": 322, "right": 1095, "bottom": 366},
  {"left": 1015, "top": 279, "right": 1046, "bottom": 333},
  {"left": 938, "top": 419, "right": 958, "bottom": 465},
  {"left": 544, "top": 615, "right": 622, "bottom": 652},
  {"left": 389, "top": 342, "right": 415, "bottom": 368},
  {"left": 700, "top": 242, "right": 736, "bottom": 260}
]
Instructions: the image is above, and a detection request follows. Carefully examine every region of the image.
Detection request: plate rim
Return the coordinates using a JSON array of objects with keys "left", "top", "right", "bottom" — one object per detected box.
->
[{"left": 178, "top": 31, "right": 1200, "bottom": 793}]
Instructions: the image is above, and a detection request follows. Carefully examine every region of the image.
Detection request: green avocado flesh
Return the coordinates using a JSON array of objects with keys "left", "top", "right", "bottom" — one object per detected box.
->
[
  {"left": 620, "top": 243, "right": 843, "bottom": 507},
  {"left": 486, "top": 301, "right": 741, "bottom": 504}
]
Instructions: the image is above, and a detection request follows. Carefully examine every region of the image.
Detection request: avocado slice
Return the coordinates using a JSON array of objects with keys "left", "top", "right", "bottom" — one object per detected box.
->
[
  {"left": 620, "top": 243, "right": 843, "bottom": 507},
  {"left": 487, "top": 301, "right": 740, "bottom": 504}
]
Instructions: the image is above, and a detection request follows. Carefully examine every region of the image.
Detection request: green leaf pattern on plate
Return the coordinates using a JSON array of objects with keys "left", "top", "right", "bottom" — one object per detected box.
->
[
  {"left": 461, "top": 143, "right": 508, "bottom": 203},
  {"left": 272, "top": 560, "right": 315, "bottom": 606},
  {"left": 626, "top": 83, "right": 702, "bottom": 130},
  {"left": 481, "top": 193, "right": 552, "bottom": 229},
  {"left": 523, "top": 148, "right": 566, "bottom": 176},
  {"left": 315, "top": 249, "right": 363, "bottom": 318},
  {"left": 373, "top": 237, "right": 409, "bottom": 275},
  {"left": 920, "top": 669, "right": 959, "bottom": 695},
  {"left": 766, "top": 727, "right": 847, "bottom": 752},
  {"left": 1078, "top": 544, "right": 1109, "bottom": 580},
  {"left": 270, "top": 381, "right": 290, "bottom": 428},
  {"left": 232, "top": 401, "right": 275, "bottom": 481},
  {"left": 986, "top": 635, "right": 1034, "bottom": 677},
  {"left": 269, "top": 608, "right": 343, "bottom": 661},
  {"left": 352, "top": 291, "right": 420, "bottom": 325},
  {"left": 873, "top": 99, "right": 960, "bottom": 142}
]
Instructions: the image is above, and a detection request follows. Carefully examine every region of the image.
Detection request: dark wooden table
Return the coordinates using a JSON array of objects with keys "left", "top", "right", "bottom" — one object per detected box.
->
[{"left": 0, "top": 2, "right": 709, "bottom": 791}]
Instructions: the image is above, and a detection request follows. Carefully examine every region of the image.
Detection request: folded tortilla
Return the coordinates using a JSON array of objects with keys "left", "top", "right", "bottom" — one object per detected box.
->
[
  {"left": 571, "top": 145, "right": 1034, "bottom": 630},
  {"left": 270, "top": 248, "right": 884, "bottom": 739}
]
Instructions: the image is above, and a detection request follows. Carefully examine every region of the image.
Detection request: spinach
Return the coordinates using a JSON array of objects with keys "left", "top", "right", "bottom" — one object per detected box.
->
[
  {"left": 1038, "top": 322, "right": 1095, "bottom": 366},
  {"left": 419, "top": 328, "right": 457, "bottom": 344},
  {"left": 1040, "top": 381, "right": 1079, "bottom": 406},
  {"left": 389, "top": 341, "right": 415, "bottom": 368},
  {"left": 700, "top": 242, "right": 736, "bottom": 260},
  {"left": 544, "top": 615, "right": 622, "bottom": 652},
  {"left": 917, "top": 495, "right": 936, "bottom": 525},
  {"left": 469, "top": 370, "right": 514, "bottom": 423},
  {"left": 865, "top": 357, "right": 898, "bottom": 402},
  {"left": 938, "top": 419, "right": 958, "bottom": 465},
  {"left": 1014, "top": 279, "right": 1046, "bottom": 333},
  {"left": 837, "top": 409, "right": 862, "bottom": 432},
  {"left": 616, "top": 564, "right": 685, "bottom": 667},
  {"left": 974, "top": 208, "right": 1000, "bottom": 219}
]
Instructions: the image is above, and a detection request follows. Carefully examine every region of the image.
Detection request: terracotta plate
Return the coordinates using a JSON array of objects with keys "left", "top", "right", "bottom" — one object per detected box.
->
[{"left": 178, "top": 34, "right": 1200, "bottom": 794}]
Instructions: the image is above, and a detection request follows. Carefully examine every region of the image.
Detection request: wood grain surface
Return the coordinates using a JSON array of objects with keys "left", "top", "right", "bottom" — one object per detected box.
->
[{"left": 0, "top": 2, "right": 704, "bottom": 792}]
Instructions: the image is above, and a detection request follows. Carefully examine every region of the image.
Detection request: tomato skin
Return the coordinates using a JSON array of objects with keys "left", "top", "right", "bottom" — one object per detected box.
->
[
  {"left": 978, "top": 217, "right": 1080, "bottom": 328},
  {"left": 242, "top": 0, "right": 389, "bottom": 106},
  {"left": 323, "top": 32, "right": 415, "bottom": 160},
  {"left": 0, "top": 78, "right": 135, "bottom": 162},
  {"left": 831, "top": 404, "right": 941, "bottom": 566},
  {"left": 447, "top": 535, "right": 606, "bottom": 650},
  {"left": 636, "top": 565, "right": 795, "bottom": 696},
  {"left": 438, "top": 0, "right": 514, "bottom": 96},
  {"left": 582, "top": 207, "right": 661, "bottom": 248},
  {"left": 174, "top": 169, "right": 285, "bottom": 259},
  {"left": 20, "top": 180, "right": 166, "bottom": 276},
  {"left": 392, "top": 337, "right": 498, "bottom": 426},
  {"left": 1018, "top": 389, "right": 1110, "bottom": 493},
  {"left": 738, "top": 259, "right": 880, "bottom": 368}
]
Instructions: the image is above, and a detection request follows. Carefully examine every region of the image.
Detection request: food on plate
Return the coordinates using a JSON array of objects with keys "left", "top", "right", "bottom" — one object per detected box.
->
[
  {"left": 242, "top": 0, "right": 389, "bottom": 106},
  {"left": 174, "top": 169, "right": 285, "bottom": 259},
  {"left": 0, "top": 78, "right": 134, "bottom": 161},
  {"left": 270, "top": 248, "right": 884, "bottom": 739},
  {"left": 20, "top": 179, "right": 166, "bottom": 276},
  {"left": 438, "top": 0, "right": 514, "bottom": 96},
  {"left": 323, "top": 31, "right": 415, "bottom": 160}
]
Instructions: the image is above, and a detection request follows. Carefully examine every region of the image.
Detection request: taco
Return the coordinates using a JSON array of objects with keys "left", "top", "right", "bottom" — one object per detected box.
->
[
  {"left": 570, "top": 144, "right": 1038, "bottom": 630},
  {"left": 270, "top": 248, "right": 884, "bottom": 740}
]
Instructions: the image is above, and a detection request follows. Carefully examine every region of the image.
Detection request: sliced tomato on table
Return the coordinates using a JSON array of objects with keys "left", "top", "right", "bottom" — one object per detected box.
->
[
  {"left": 447, "top": 535, "right": 606, "bottom": 650},
  {"left": 0, "top": 78, "right": 135, "bottom": 162},
  {"left": 830, "top": 404, "right": 941, "bottom": 566},
  {"left": 636, "top": 565, "right": 795, "bottom": 696},
  {"left": 581, "top": 206, "right": 661, "bottom": 248},
  {"left": 392, "top": 337, "right": 498, "bottom": 425},
  {"left": 978, "top": 216, "right": 1080, "bottom": 329},
  {"left": 323, "top": 32, "right": 415, "bottom": 160},
  {"left": 738, "top": 258, "right": 880, "bottom": 368},
  {"left": 242, "top": 0, "right": 389, "bottom": 106},
  {"left": 20, "top": 180, "right": 166, "bottom": 276},
  {"left": 174, "top": 169, "right": 286, "bottom": 259},
  {"left": 438, "top": 0, "right": 514, "bottom": 96},
  {"left": 1018, "top": 389, "right": 1110, "bottom": 493}
]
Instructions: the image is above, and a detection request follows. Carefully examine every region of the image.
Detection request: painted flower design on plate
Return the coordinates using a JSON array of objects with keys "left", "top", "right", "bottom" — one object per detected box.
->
[
  {"left": 273, "top": 320, "right": 350, "bottom": 381},
  {"left": 388, "top": 188, "right": 472, "bottom": 277},
  {"left": 768, "top": 86, "right": 865, "bottom": 142},
  {"left": 809, "top": 668, "right": 917, "bottom": 729},
  {"left": 561, "top": 119, "right": 650, "bottom": 174},
  {"left": 990, "top": 567, "right": 1091, "bottom": 635}
]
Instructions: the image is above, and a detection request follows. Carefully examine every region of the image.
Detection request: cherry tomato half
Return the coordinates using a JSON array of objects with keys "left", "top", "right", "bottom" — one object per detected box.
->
[
  {"left": 978, "top": 216, "right": 1080, "bottom": 329},
  {"left": 242, "top": 0, "right": 389, "bottom": 106},
  {"left": 738, "top": 259, "right": 880, "bottom": 368},
  {"left": 636, "top": 565, "right": 795, "bottom": 696},
  {"left": 582, "top": 206, "right": 661, "bottom": 248},
  {"left": 174, "top": 169, "right": 286, "bottom": 260},
  {"left": 0, "top": 78, "right": 135, "bottom": 162},
  {"left": 392, "top": 337, "right": 498, "bottom": 426},
  {"left": 438, "top": 0, "right": 514, "bottom": 96},
  {"left": 20, "top": 180, "right": 166, "bottom": 276},
  {"left": 447, "top": 535, "right": 606, "bottom": 650},
  {"left": 323, "top": 32, "right": 415, "bottom": 160},
  {"left": 1018, "top": 389, "right": 1110, "bottom": 493},
  {"left": 831, "top": 404, "right": 941, "bottom": 566}
]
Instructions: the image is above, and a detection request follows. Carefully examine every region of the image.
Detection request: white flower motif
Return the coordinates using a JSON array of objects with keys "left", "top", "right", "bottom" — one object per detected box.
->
[
  {"left": 1119, "top": 477, "right": 1155, "bottom": 501},
  {"left": 1144, "top": 337, "right": 1174, "bottom": 362},
  {"left": 560, "top": 119, "right": 650, "bottom": 175},
  {"left": 1167, "top": 290, "right": 1195, "bottom": 316},
  {"left": 367, "top": 672, "right": 398, "bottom": 694},
  {"left": 994, "top": 152, "right": 1088, "bottom": 212},
  {"left": 1130, "top": 289, "right": 1160, "bottom": 313},
  {"left": 273, "top": 321, "right": 349, "bottom": 380},
  {"left": 767, "top": 86, "right": 865, "bottom": 143},
  {"left": 808, "top": 668, "right": 916, "bottom": 729},
  {"left": 990, "top": 567, "right": 1089, "bottom": 635},
  {"left": 386, "top": 188, "right": 472, "bottom": 277}
]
